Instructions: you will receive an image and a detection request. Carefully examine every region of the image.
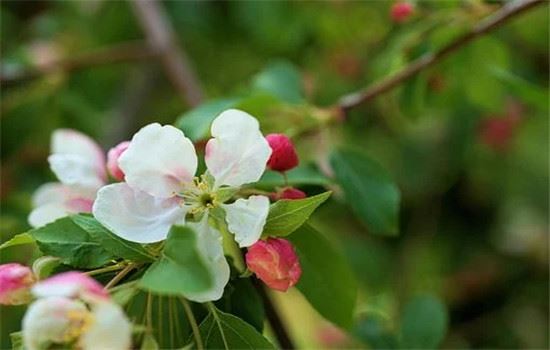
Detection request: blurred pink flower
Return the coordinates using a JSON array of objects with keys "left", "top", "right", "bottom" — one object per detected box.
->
[
  {"left": 0, "top": 263, "right": 35, "bottom": 305},
  {"left": 107, "top": 141, "right": 130, "bottom": 181}
]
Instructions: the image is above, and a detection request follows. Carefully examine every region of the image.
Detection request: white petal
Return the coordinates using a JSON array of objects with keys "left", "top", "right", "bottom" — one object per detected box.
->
[
  {"left": 119, "top": 123, "right": 197, "bottom": 198},
  {"left": 222, "top": 195, "right": 269, "bottom": 248},
  {"left": 184, "top": 217, "right": 230, "bottom": 302},
  {"left": 80, "top": 302, "right": 132, "bottom": 350},
  {"left": 205, "top": 109, "right": 272, "bottom": 188},
  {"left": 28, "top": 203, "right": 69, "bottom": 228},
  {"left": 93, "top": 183, "right": 188, "bottom": 243},
  {"left": 49, "top": 129, "right": 106, "bottom": 188},
  {"left": 23, "top": 297, "right": 88, "bottom": 350},
  {"left": 28, "top": 183, "right": 97, "bottom": 228}
]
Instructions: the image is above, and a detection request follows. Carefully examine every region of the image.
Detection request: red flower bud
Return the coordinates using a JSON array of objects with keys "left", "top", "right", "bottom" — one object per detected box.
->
[
  {"left": 278, "top": 188, "right": 307, "bottom": 200},
  {"left": 107, "top": 141, "right": 130, "bottom": 181},
  {"left": 246, "top": 238, "right": 302, "bottom": 292},
  {"left": 266, "top": 134, "right": 299, "bottom": 172},
  {"left": 391, "top": 2, "right": 414, "bottom": 23},
  {"left": 0, "top": 263, "right": 35, "bottom": 305}
]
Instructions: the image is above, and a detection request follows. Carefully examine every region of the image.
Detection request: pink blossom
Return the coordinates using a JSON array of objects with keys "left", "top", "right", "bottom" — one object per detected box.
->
[
  {"left": 32, "top": 271, "right": 109, "bottom": 303},
  {"left": 246, "top": 238, "right": 302, "bottom": 292},
  {"left": 0, "top": 263, "right": 35, "bottom": 305},
  {"left": 107, "top": 141, "right": 130, "bottom": 181},
  {"left": 391, "top": 2, "right": 414, "bottom": 23},
  {"left": 265, "top": 134, "right": 299, "bottom": 172}
]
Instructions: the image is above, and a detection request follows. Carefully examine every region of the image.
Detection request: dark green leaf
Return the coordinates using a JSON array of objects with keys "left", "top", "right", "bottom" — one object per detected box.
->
[
  {"left": 331, "top": 149, "right": 400, "bottom": 236},
  {"left": 354, "top": 313, "right": 398, "bottom": 349},
  {"left": 175, "top": 98, "right": 239, "bottom": 142},
  {"left": 29, "top": 216, "right": 113, "bottom": 268},
  {"left": 257, "top": 165, "right": 331, "bottom": 187},
  {"left": 251, "top": 60, "right": 304, "bottom": 104},
  {"left": 263, "top": 191, "right": 331, "bottom": 237},
  {"left": 139, "top": 226, "right": 213, "bottom": 295},
  {"left": 10, "top": 331, "right": 23, "bottom": 350},
  {"left": 0, "top": 233, "right": 35, "bottom": 250},
  {"left": 289, "top": 224, "right": 357, "bottom": 329},
  {"left": 195, "top": 307, "right": 274, "bottom": 349},
  {"left": 215, "top": 278, "right": 265, "bottom": 332},
  {"left": 71, "top": 214, "right": 154, "bottom": 262},
  {"left": 399, "top": 295, "right": 448, "bottom": 349}
]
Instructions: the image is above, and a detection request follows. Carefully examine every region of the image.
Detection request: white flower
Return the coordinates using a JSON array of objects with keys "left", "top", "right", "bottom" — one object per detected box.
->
[
  {"left": 93, "top": 109, "right": 272, "bottom": 301},
  {"left": 28, "top": 129, "right": 107, "bottom": 228},
  {"left": 23, "top": 273, "right": 131, "bottom": 350}
]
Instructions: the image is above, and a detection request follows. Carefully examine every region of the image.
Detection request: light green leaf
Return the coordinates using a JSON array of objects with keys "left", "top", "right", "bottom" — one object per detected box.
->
[
  {"left": 139, "top": 226, "right": 213, "bottom": 295},
  {"left": 175, "top": 98, "right": 240, "bottom": 142},
  {"left": 194, "top": 306, "right": 274, "bottom": 349},
  {"left": 289, "top": 224, "right": 357, "bottom": 329},
  {"left": 263, "top": 191, "right": 331, "bottom": 237},
  {"left": 399, "top": 295, "right": 448, "bottom": 349},
  {"left": 71, "top": 214, "right": 154, "bottom": 262},
  {"left": 141, "top": 333, "right": 159, "bottom": 350},
  {"left": 32, "top": 256, "right": 61, "bottom": 280},
  {"left": 331, "top": 149, "right": 400, "bottom": 236},
  {"left": 252, "top": 60, "right": 304, "bottom": 104},
  {"left": 111, "top": 283, "right": 139, "bottom": 307},
  {"left": 29, "top": 216, "right": 113, "bottom": 268},
  {"left": 0, "top": 232, "right": 35, "bottom": 250},
  {"left": 10, "top": 331, "right": 23, "bottom": 350}
]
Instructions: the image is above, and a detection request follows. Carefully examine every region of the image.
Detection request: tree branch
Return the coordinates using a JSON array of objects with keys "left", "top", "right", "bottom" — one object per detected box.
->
[
  {"left": 0, "top": 41, "right": 157, "bottom": 87},
  {"left": 338, "top": 0, "right": 545, "bottom": 111},
  {"left": 131, "top": 0, "right": 204, "bottom": 107}
]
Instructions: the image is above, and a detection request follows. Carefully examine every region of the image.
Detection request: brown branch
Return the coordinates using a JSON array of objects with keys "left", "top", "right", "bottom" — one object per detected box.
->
[
  {"left": 338, "top": 0, "right": 545, "bottom": 111},
  {"left": 0, "top": 41, "right": 157, "bottom": 87},
  {"left": 131, "top": 0, "right": 204, "bottom": 107}
]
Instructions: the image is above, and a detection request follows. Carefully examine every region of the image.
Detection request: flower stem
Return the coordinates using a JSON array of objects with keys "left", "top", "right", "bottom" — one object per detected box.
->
[
  {"left": 85, "top": 263, "right": 126, "bottom": 276},
  {"left": 180, "top": 298, "right": 204, "bottom": 350},
  {"left": 105, "top": 263, "right": 137, "bottom": 289}
]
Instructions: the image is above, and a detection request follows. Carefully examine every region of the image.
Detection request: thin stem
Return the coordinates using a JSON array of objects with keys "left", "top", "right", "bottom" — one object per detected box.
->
[
  {"left": 105, "top": 263, "right": 137, "bottom": 289},
  {"left": 206, "top": 302, "right": 229, "bottom": 350},
  {"left": 85, "top": 263, "right": 126, "bottom": 276},
  {"left": 180, "top": 297, "right": 204, "bottom": 350},
  {"left": 146, "top": 292, "right": 153, "bottom": 332},
  {"left": 253, "top": 280, "right": 295, "bottom": 349},
  {"left": 338, "top": 0, "right": 545, "bottom": 111},
  {"left": 282, "top": 172, "right": 289, "bottom": 187}
]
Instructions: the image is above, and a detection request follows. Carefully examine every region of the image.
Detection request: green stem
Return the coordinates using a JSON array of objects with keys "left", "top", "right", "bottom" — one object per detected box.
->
[
  {"left": 105, "top": 263, "right": 137, "bottom": 289},
  {"left": 85, "top": 263, "right": 126, "bottom": 276},
  {"left": 207, "top": 302, "right": 229, "bottom": 350},
  {"left": 180, "top": 298, "right": 204, "bottom": 350}
]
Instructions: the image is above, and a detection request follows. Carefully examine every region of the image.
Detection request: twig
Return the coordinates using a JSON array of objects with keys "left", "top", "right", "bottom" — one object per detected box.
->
[
  {"left": 0, "top": 41, "right": 157, "bottom": 86},
  {"left": 253, "top": 279, "right": 295, "bottom": 350},
  {"left": 180, "top": 297, "right": 204, "bottom": 350},
  {"left": 131, "top": 0, "right": 204, "bottom": 106},
  {"left": 105, "top": 263, "right": 137, "bottom": 289},
  {"left": 338, "top": 0, "right": 545, "bottom": 111}
]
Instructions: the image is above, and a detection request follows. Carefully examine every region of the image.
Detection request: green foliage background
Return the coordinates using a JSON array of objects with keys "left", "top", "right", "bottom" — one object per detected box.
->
[{"left": 1, "top": 1, "right": 548, "bottom": 349}]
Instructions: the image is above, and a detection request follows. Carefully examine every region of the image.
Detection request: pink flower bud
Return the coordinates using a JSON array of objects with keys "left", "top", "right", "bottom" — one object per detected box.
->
[
  {"left": 0, "top": 263, "right": 35, "bottom": 305},
  {"left": 266, "top": 134, "right": 299, "bottom": 172},
  {"left": 32, "top": 271, "right": 109, "bottom": 303},
  {"left": 107, "top": 141, "right": 130, "bottom": 181},
  {"left": 246, "top": 238, "right": 302, "bottom": 292},
  {"left": 391, "top": 2, "right": 414, "bottom": 23},
  {"left": 274, "top": 187, "right": 307, "bottom": 200}
]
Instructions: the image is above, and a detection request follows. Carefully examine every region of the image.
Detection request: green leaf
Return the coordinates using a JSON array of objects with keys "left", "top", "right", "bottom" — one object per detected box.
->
[
  {"left": 195, "top": 306, "right": 274, "bottom": 349},
  {"left": 354, "top": 313, "right": 398, "bottom": 349},
  {"left": 252, "top": 60, "right": 304, "bottom": 104},
  {"left": 263, "top": 191, "right": 331, "bottom": 237},
  {"left": 29, "top": 216, "right": 114, "bottom": 268},
  {"left": 399, "top": 295, "right": 448, "bottom": 349},
  {"left": 31, "top": 256, "right": 61, "bottom": 279},
  {"left": 331, "top": 149, "right": 400, "bottom": 236},
  {"left": 10, "top": 331, "right": 23, "bottom": 350},
  {"left": 139, "top": 226, "right": 213, "bottom": 295},
  {"left": 0, "top": 232, "right": 35, "bottom": 250},
  {"left": 141, "top": 333, "right": 159, "bottom": 350},
  {"left": 289, "top": 224, "right": 357, "bottom": 329},
  {"left": 175, "top": 98, "right": 240, "bottom": 142},
  {"left": 111, "top": 283, "right": 139, "bottom": 306},
  {"left": 71, "top": 214, "right": 154, "bottom": 262},
  {"left": 257, "top": 165, "right": 331, "bottom": 187},
  {"left": 215, "top": 278, "right": 265, "bottom": 332}
]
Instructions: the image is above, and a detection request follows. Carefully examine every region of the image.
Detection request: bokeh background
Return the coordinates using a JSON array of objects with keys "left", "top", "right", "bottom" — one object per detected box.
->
[{"left": 1, "top": 1, "right": 548, "bottom": 349}]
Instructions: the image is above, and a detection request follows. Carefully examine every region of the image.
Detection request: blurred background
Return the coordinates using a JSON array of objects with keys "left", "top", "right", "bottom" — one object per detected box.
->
[{"left": 1, "top": 0, "right": 548, "bottom": 349}]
